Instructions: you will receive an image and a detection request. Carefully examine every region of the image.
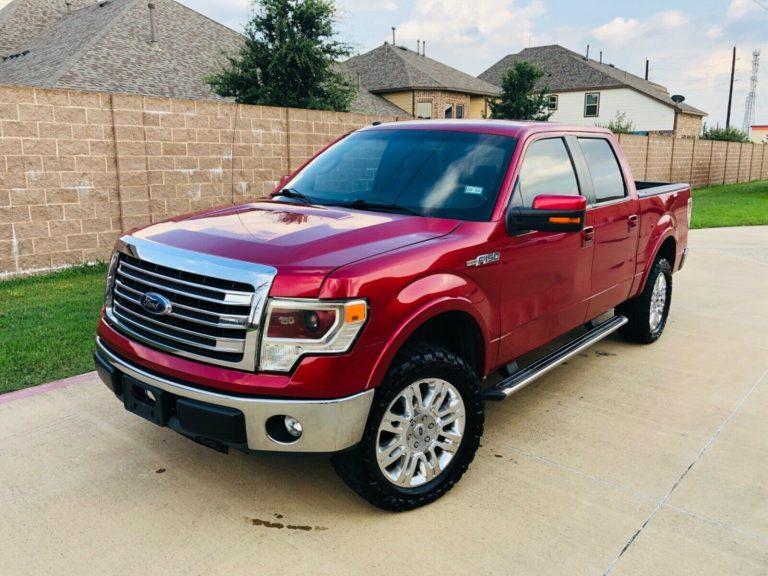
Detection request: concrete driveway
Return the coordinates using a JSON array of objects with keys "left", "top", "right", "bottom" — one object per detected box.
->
[{"left": 1, "top": 226, "right": 767, "bottom": 576}]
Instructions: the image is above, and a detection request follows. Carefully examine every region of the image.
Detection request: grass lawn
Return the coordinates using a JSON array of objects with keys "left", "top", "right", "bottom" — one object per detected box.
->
[
  {"left": 691, "top": 180, "right": 768, "bottom": 229},
  {"left": 0, "top": 264, "right": 106, "bottom": 394}
]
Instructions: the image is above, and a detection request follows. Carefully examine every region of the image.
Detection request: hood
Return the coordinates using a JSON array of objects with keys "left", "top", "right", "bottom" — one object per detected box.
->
[{"left": 131, "top": 201, "right": 459, "bottom": 297}]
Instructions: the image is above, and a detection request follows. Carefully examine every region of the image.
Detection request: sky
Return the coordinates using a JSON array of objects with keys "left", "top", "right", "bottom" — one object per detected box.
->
[
  {"left": 1, "top": 0, "right": 766, "bottom": 127},
  {"left": 176, "top": 0, "right": 768, "bottom": 129}
]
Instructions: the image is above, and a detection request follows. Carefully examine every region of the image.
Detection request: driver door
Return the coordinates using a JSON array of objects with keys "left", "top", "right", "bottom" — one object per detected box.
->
[{"left": 496, "top": 136, "right": 594, "bottom": 364}]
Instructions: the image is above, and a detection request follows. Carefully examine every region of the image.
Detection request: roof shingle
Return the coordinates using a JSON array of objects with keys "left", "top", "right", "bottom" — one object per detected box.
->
[
  {"left": 345, "top": 43, "right": 500, "bottom": 97},
  {"left": 0, "top": 0, "right": 243, "bottom": 101},
  {"left": 479, "top": 44, "right": 706, "bottom": 116}
]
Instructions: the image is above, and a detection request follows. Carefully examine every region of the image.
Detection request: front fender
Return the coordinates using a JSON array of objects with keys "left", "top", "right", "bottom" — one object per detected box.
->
[{"left": 364, "top": 273, "right": 496, "bottom": 390}]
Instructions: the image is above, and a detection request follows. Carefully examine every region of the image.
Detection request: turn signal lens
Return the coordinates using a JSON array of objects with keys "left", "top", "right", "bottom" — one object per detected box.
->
[{"left": 344, "top": 301, "right": 367, "bottom": 324}]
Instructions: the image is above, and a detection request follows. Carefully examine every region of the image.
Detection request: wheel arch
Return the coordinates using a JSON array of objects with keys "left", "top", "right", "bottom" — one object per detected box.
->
[
  {"left": 365, "top": 298, "right": 493, "bottom": 391},
  {"left": 636, "top": 231, "right": 677, "bottom": 295}
]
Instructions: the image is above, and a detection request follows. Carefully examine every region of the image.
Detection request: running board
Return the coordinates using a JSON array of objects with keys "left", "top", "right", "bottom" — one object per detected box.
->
[{"left": 484, "top": 315, "right": 628, "bottom": 401}]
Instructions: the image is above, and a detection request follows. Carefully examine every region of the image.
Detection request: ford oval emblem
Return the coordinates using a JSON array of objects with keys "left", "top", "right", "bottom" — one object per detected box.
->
[{"left": 140, "top": 292, "right": 172, "bottom": 315}]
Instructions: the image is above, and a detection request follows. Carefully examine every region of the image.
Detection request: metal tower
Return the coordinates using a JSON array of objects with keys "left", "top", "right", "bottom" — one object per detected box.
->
[{"left": 742, "top": 49, "right": 760, "bottom": 134}]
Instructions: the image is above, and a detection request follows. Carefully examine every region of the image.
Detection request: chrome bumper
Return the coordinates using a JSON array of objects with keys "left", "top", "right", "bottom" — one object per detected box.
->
[{"left": 95, "top": 338, "right": 374, "bottom": 453}]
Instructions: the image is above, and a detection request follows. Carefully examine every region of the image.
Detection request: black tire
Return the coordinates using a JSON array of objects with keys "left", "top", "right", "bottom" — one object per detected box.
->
[
  {"left": 331, "top": 342, "right": 484, "bottom": 512},
  {"left": 617, "top": 257, "right": 673, "bottom": 344}
]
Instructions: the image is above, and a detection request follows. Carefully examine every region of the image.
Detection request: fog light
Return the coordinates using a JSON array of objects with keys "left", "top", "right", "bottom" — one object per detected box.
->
[{"left": 284, "top": 416, "right": 303, "bottom": 439}]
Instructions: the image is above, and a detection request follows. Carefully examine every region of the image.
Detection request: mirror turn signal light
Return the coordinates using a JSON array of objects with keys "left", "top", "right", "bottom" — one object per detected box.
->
[{"left": 548, "top": 216, "right": 582, "bottom": 225}]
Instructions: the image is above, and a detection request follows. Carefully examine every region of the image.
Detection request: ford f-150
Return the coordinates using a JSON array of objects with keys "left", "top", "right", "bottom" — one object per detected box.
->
[{"left": 94, "top": 120, "right": 691, "bottom": 510}]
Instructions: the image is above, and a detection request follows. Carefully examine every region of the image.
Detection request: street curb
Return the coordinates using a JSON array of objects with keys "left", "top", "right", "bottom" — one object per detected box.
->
[{"left": 0, "top": 371, "right": 96, "bottom": 405}]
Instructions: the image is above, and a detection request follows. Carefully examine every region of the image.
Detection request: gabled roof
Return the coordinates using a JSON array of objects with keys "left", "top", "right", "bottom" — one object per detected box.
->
[
  {"left": 0, "top": 0, "right": 94, "bottom": 56},
  {"left": 344, "top": 43, "right": 500, "bottom": 97},
  {"left": 479, "top": 44, "right": 706, "bottom": 116},
  {"left": 0, "top": 0, "right": 243, "bottom": 101},
  {"left": 335, "top": 62, "right": 409, "bottom": 117}
]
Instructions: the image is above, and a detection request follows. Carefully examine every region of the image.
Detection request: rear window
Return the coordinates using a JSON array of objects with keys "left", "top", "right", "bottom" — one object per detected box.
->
[
  {"left": 286, "top": 129, "right": 517, "bottom": 221},
  {"left": 578, "top": 138, "right": 626, "bottom": 202}
]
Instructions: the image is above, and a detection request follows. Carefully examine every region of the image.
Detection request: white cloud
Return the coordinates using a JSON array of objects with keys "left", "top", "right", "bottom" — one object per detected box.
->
[
  {"left": 706, "top": 25, "right": 724, "bottom": 39},
  {"left": 393, "top": 0, "right": 544, "bottom": 61},
  {"left": 339, "top": 0, "right": 397, "bottom": 13},
  {"left": 727, "top": 0, "right": 759, "bottom": 20},
  {"left": 592, "top": 17, "right": 642, "bottom": 44},
  {"left": 592, "top": 10, "right": 687, "bottom": 45}
]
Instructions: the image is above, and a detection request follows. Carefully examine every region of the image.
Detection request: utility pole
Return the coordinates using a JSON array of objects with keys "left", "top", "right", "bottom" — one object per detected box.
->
[
  {"left": 644, "top": 59, "right": 649, "bottom": 80},
  {"left": 726, "top": 46, "right": 736, "bottom": 129}
]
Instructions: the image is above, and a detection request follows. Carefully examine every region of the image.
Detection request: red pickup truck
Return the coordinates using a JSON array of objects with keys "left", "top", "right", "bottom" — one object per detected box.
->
[{"left": 94, "top": 120, "right": 690, "bottom": 510}]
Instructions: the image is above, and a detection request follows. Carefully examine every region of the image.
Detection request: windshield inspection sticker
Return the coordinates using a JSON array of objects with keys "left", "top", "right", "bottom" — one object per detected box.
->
[{"left": 464, "top": 185, "right": 484, "bottom": 195}]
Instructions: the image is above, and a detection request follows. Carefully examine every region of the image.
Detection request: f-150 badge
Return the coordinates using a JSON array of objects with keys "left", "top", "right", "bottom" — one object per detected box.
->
[{"left": 466, "top": 252, "right": 500, "bottom": 267}]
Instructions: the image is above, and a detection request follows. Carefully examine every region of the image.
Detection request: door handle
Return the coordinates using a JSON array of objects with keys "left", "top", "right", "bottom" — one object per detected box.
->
[
  {"left": 582, "top": 226, "right": 594, "bottom": 247},
  {"left": 628, "top": 214, "right": 639, "bottom": 229}
]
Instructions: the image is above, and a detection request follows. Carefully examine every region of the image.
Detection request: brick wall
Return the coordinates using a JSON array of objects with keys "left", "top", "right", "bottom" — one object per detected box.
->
[
  {"left": 674, "top": 112, "right": 704, "bottom": 139},
  {"left": 414, "top": 90, "right": 472, "bottom": 119},
  {"left": 0, "top": 85, "right": 400, "bottom": 277},
  {"left": 616, "top": 134, "right": 647, "bottom": 179},
  {"left": 1, "top": 84, "right": 767, "bottom": 278}
]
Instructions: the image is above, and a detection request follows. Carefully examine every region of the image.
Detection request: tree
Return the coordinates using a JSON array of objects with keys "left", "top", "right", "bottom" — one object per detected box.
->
[
  {"left": 206, "top": 0, "right": 356, "bottom": 112},
  {"left": 701, "top": 125, "right": 749, "bottom": 142},
  {"left": 488, "top": 61, "right": 552, "bottom": 121},
  {"left": 596, "top": 111, "right": 635, "bottom": 134}
]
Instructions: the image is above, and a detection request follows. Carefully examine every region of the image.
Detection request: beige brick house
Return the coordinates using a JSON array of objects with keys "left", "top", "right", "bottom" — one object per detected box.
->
[{"left": 342, "top": 43, "right": 500, "bottom": 119}]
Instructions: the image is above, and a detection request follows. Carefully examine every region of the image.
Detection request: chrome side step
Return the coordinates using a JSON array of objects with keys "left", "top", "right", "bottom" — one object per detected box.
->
[{"left": 484, "top": 315, "right": 628, "bottom": 401}]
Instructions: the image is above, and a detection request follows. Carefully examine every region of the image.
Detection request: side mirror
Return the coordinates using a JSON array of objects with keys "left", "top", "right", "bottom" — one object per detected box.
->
[{"left": 506, "top": 194, "right": 587, "bottom": 234}]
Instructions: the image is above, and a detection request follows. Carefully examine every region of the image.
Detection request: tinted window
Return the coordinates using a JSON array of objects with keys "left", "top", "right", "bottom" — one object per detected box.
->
[
  {"left": 578, "top": 138, "right": 626, "bottom": 202},
  {"left": 286, "top": 129, "right": 517, "bottom": 221},
  {"left": 513, "top": 138, "right": 579, "bottom": 207}
]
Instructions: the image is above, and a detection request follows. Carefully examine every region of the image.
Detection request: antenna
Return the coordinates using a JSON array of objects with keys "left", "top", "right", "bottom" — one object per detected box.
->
[{"left": 742, "top": 49, "right": 760, "bottom": 134}]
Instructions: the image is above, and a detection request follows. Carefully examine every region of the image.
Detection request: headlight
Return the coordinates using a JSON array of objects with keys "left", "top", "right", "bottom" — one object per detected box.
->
[
  {"left": 259, "top": 298, "right": 368, "bottom": 372},
  {"left": 104, "top": 251, "right": 119, "bottom": 306}
]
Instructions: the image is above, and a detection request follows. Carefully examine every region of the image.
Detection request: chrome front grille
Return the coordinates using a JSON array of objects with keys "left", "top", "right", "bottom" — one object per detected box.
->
[{"left": 106, "top": 236, "right": 276, "bottom": 371}]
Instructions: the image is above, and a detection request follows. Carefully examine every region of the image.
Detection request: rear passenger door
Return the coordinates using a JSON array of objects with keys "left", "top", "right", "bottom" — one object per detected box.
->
[{"left": 575, "top": 136, "right": 640, "bottom": 319}]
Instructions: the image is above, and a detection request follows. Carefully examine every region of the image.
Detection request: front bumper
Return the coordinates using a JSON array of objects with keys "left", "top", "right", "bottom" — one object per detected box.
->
[{"left": 95, "top": 338, "right": 374, "bottom": 453}]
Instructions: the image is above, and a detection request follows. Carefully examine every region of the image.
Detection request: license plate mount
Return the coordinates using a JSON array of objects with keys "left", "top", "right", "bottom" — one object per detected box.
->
[{"left": 123, "top": 376, "right": 171, "bottom": 426}]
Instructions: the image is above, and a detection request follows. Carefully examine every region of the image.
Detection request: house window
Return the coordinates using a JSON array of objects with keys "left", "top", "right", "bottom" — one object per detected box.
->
[
  {"left": 456, "top": 104, "right": 465, "bottom": 118},
  {"left": 546, "top": 94, "right": 558, "bottom": 110},
  {"left": 416, "top": 101, "right": 432, "bottom": 119},
  {"left": 584, "top": 92, "right": 600, "bottom": 117},
  {"left": 444, "top": 104, "right": 453, "bottom": 119}
]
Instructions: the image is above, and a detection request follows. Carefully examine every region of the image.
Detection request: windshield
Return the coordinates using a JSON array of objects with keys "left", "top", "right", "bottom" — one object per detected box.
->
[{"left": 284, "top": 129, "right": 517, "bottom": 221}]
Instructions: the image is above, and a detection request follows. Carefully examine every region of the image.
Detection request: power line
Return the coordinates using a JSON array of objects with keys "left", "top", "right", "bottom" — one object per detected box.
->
[{"left": 750, "top": 0, "right": 768, "bottom": 11}]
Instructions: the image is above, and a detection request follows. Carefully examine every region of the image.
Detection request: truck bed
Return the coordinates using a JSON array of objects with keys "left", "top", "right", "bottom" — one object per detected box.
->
[{"left": 635, "top": 181, "right": 690, "bottom": 197}]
